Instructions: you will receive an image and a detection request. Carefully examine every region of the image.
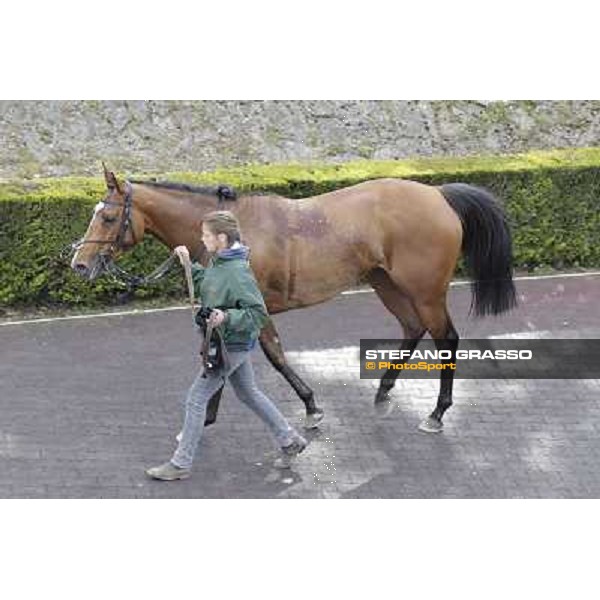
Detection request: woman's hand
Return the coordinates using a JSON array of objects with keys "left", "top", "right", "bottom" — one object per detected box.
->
[
  {"left": 209, "top": 309, "right": 227, "bottom": 327},
  {"left": 174, "top": 245, "right": 190, "bottom": 264}
]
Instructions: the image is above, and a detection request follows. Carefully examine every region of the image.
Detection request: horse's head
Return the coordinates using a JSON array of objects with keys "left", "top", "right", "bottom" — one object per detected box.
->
[{"left": 71, "top": 164, "right": 145, "bottom": 280}]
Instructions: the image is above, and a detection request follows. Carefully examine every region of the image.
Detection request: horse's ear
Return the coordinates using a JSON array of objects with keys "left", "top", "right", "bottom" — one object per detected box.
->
[{"left": 102, "top": 162, "right": 122, "bottom": 194}]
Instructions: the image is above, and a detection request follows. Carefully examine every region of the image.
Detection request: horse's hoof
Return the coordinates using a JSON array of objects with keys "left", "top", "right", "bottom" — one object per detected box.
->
[
  {"left": 304, "top": 409, "right": 324, "bottom": 430},
  {"left": 374, "top": 397, "right": 395, "bottom": 416},
  {"left": 374, "top": 389, "right": 390, "bottom": 404},
  {"left": 418, "top": 417, "right": 443, "bottom": 433}
]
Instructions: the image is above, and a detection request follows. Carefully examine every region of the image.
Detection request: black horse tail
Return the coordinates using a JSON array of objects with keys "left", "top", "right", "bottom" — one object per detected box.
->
[{"left": 440, "top": 183, "right": 517, "bottom": 317}]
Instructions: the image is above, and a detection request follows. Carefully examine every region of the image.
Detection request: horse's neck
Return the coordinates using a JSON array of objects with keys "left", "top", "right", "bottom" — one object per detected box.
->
[{"left": 136, "top": 186, "right": 215, "bottom": 264}]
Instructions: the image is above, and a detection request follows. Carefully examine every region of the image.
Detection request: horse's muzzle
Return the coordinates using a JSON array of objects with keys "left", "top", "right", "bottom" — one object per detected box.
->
[
  {"left": 71, "top": 255, "right": 104, "bottom": 281},
  {"left": 72, "top": 262, "right": 91, "bottom": 278}
]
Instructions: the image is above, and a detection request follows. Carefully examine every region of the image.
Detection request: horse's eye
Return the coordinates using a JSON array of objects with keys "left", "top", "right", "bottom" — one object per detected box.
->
[{"left": 102, "top": 215, "right": 118, "bottom": 224}]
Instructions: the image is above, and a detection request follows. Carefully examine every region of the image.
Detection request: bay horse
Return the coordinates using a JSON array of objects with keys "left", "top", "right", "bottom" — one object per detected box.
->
[{"left": 71, "top": 165, "right": 516, "bottom": 434}]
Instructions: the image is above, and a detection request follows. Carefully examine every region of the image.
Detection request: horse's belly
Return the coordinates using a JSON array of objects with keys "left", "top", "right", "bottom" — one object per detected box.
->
[
  {"left": 287, "top": 255, "right": 363, "bottom": 308},
  {"left": 254, "top": 235, "right": 375, "bottom": 313}
]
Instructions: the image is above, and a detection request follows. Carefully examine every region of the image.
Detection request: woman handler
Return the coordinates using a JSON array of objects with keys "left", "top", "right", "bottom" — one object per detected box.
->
[{"left": 146, "top": 211, "right": 307, "bottom": 481}]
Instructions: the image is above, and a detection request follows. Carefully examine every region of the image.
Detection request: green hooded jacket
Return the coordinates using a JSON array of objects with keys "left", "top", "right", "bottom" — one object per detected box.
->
[{"left": 191, "top": 245, "right": 268, "bottom": 350}]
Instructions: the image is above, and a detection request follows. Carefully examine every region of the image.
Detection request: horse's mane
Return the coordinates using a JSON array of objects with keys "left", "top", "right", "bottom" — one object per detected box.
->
[{"left": 130, "top": 179, "right": 237, "bottom": 201}]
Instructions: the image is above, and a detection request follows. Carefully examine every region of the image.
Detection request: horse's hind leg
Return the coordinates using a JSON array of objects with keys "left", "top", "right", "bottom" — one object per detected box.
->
[
  {"left": 367, "top": 269, "right": 426, "bottom": 407},
  {"left": 259, "top": 318, "right": 324, "bottom": 429},
  {"left": 412, "top": 299, "right": 459, "bottom": 433}
]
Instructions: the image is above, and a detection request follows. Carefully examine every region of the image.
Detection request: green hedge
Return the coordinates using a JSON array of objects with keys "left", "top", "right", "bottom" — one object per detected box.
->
[{"left": 1, "top": 147, "right": 600, "bottom": 309}]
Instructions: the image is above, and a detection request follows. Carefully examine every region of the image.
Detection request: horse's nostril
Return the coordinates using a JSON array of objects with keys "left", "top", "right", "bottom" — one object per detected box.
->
[{"left": 72, "top": 263, "right": 89, "bottom": 277}]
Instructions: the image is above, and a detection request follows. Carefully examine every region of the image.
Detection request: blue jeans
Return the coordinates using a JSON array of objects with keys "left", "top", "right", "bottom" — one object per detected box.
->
[{"left": 171, "top": 350, "right": 298, "bottom": 469}]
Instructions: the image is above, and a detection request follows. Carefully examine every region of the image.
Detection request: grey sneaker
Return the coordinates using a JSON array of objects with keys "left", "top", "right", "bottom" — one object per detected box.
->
[
  {"left": 145, "top": 461, "right": 191, "bottom": 481},
  {"left": 274, "top": 435, "right": 307, "bottom": 469}
]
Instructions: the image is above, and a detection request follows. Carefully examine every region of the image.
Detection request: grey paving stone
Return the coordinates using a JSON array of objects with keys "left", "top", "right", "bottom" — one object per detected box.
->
[{"left": 1, "top": 275, "right": 599, "bottom": 497}]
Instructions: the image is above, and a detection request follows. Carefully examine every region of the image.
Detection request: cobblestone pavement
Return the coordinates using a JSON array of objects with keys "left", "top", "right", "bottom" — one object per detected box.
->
[{"left": 1, "top": 274, "right": 599, "bottom": 498}]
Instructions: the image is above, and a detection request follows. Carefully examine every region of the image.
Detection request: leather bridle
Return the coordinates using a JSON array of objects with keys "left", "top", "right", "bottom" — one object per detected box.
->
[
  {"left": 74, "top": 180, "right": 137, "bottom": 256},
  {"left": 64, "top": 179, "right": 237, "bottom": 290},
  {"left": 66, "top": 180, "right": 175, "bottom": 288}
]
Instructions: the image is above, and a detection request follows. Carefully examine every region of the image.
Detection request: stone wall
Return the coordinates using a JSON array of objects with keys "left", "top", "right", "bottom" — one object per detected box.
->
[{"left": 2, "top": 100, "right": 600, "bottom": 178}]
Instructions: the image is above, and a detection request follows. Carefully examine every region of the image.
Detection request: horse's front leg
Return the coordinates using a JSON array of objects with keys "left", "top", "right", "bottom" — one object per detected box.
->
[{"left": 259, "top": 319, "right": 324, "bottom": 429}]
